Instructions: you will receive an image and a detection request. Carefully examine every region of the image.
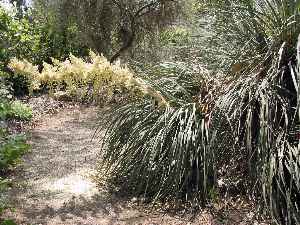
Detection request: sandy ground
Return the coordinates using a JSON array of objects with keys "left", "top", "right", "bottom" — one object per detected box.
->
[{"left": 3, "top": 106, "right": 270, "bottom": 225}]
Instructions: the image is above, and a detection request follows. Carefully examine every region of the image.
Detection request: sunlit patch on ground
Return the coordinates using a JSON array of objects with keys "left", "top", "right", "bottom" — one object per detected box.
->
[{"left": 39, "top": 169, "right": 98, "bottom": 197}]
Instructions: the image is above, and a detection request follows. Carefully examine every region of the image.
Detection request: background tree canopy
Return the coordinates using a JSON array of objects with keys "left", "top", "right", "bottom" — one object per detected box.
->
[{"left": 32, "top": 0, "right": 189, "bottom": 62}]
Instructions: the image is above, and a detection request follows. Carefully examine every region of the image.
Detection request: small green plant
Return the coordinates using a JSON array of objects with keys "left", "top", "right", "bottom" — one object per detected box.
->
[
  {"left": 0, "top": 74, "right": 12, "bottom": 101},
  {"left": 1, "top": 72, "right": 32, "bottom": 121},
  {"left": 0, "top": 129, "right": 29, "bottom": 220},
  {"left": 0, "top": 177, "right": 9, "bottom": 214},
  {"left": 0, "top": 219, "right": 17, "bottom": 225},
  {"left": 0, "top": 132, "right": 29, "bottom": 171},
  {"left": 159, "top": 27, "right": 191, "bottom": 46},
  {"left": 0, "top": 101, "right": 10, "bottom": 121},
  {"left": 8, "top": 101, "right": 32, "bottom": 121},
  {"left": 0, "top": 100, "right": 32, "bottom": 121}
]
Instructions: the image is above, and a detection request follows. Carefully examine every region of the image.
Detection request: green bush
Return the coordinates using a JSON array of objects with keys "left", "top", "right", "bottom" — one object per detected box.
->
[
  {"left": 0, "top": 7, "right": 41, "bottom": 95},
  {"left": 0, "top": 8, "right": 41, "bottom": 64},
  {"left": 0, "top": 74, "right": 32, "bottom": 121},
  {"left": 0, "top": 6, "right": 89, "bottom": 96}
]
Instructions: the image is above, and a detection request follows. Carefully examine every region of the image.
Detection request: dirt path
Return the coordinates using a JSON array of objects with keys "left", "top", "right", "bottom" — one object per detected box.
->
[{"left": 4, "top": 106, "right": 267, "bottom": 225}]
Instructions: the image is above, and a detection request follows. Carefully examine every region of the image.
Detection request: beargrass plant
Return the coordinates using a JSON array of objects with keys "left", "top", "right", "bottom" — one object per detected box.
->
[
  {"left": 198, "top": 0, "right": 300, "bottom": 74},
  {"left": 203, "top": 1, "right": 300, "bottom": 224},
  {"left": 213, "top": 46, "right": 299, "bottom": 224},
  {"left": 101, "top": 1, "right": 299, "bottom": 224},
  {"left": 102, "top": 101, "right": 213, "bottom": 201},
  {"left": 100, "top": 62, "right": 217, "bottom": 201}
]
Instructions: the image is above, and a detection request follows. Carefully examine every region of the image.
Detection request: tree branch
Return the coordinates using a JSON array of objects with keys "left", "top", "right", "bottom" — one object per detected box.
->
[{"left": 109, "top": 0, "right": 176, "bottom": 64}]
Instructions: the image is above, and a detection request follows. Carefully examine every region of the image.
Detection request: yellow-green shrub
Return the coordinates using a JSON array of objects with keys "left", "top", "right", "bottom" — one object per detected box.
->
[{"left": 8, "top": 52, "right": 168, "bottom": 107}]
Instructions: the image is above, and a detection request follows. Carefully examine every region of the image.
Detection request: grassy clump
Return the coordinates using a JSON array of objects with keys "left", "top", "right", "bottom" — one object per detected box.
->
[{"left": 103, "top": 101, "right": 214, "bottom": 201}]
